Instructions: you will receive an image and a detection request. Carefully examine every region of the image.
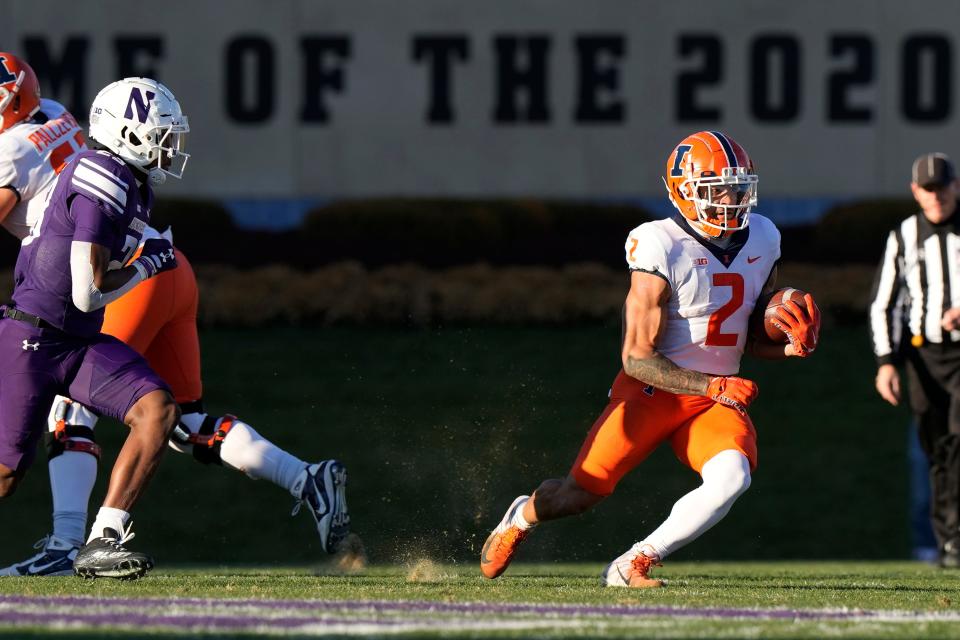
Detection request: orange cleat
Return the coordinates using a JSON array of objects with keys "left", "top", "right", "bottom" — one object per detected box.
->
[
  {"left": 601, "top": 545, "right": 664, "bottom": 588},
  {"left": 480, "top": 496, "right": 532, "bottom": 579}
]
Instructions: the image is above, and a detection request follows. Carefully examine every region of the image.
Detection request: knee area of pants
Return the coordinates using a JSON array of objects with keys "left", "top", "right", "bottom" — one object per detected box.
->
[
  {"left": 712, "top": 469, "right": 751, "bottom": 501},
  {"left": 733, "top": 470, "right": 752, "bottom": 495}
]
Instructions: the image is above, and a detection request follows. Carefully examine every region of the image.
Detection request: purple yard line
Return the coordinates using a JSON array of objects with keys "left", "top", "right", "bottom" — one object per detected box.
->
[
  {"left": 0, "top": 608, "right": 466, "bottom": 632},
  {"left": 0, "top": 593, "right": 907, "bottom": 622},
  {"left": 0, "top": 608, "right": 582, "bottom": 633},
  {"left": 0, "top": 609, "right": 388, "bottom": 631}
]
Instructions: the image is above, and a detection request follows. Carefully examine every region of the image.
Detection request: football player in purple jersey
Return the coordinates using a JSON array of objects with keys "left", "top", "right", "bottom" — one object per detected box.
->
[
  {"left": 0, "top": 76, "right": 190, "bottom": 579},
  {"left": 0, "top": 57, "right": 350, "bottom": 578}
]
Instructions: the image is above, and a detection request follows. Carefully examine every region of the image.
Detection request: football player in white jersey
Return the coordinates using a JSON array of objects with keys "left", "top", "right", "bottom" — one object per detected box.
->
[
  {"left": 480, "top": 131, "right": 820, "bottom": 587},
  {"left": 0, "top": 53, "right": 84, "bottom": 234},
  {"left": 0, "top": 54, "right": 349, "bottom": 576}
]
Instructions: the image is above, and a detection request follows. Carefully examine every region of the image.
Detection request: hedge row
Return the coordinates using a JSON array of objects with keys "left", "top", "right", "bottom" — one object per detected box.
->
[
  {"left": 194, "top": 262, "right": 629, "bottom": 327},
  {"left": 0, "top": 198, "right": 918, "bottom": 270},
  {"left": 0, "top": 261, "right": 875, "bottom": 328},
  {"left": 156, "top": 197, "right": 919, "bottom": 268},
  {"left": 199, "top": 262, "right": 876, "bottom": 327},
  {"left": 151, "top": 198, "right": 656, "bottom": 269},
  {"left": 814, "top": 198, "right": 918, "bottom": 264}
]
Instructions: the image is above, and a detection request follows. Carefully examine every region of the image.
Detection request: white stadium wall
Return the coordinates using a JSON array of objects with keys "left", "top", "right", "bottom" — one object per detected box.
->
[{"left": 4, "top": 0, "right": 960, "bottom": 201}]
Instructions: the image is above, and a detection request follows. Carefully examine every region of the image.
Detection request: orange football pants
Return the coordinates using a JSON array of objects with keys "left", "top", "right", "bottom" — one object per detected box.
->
[
  {"left": 100, "top": 249, "right": 203, "bottom": 404},
  {"left": 570, "top": 370, "right": 758, "bottom": 496}
]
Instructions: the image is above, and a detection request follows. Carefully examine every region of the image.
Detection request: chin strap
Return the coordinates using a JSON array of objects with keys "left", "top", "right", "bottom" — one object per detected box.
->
[{"left": 147, "top": 167, "right": 166, "bottom": 186}]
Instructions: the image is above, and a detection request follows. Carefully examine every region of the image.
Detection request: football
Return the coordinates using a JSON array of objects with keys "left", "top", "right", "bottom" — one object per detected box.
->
[{"left": 750, "top": 287, "right": 809, "bottom": 344}]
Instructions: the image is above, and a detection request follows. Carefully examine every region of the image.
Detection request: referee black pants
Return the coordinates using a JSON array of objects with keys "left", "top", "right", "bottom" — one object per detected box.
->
[{"left": 905, "top": 344, "right": 960, "bottom": 555}]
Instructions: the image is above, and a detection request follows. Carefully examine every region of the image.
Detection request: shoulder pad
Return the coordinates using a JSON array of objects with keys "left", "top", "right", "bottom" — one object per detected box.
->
[
  {"left": 749, "top": 213, "right": 781, "bottom": 241},
  {"left": 626, "top": 220, "right": 671, "bottom": 248},
  {"left": 38, "top": 98, "right": 68, "bottom": 120},
  {"left": 0, "top": 129, "right": 32, "bottom": 161},
  {"left": 625, "top": 222, "right": 670, "bottom": 272},
  {"left": 68, "top": 151, "right": 134, "bottom": 220},
  {"left": 0, "top": 133, "right": 31, "bottom": 190}
]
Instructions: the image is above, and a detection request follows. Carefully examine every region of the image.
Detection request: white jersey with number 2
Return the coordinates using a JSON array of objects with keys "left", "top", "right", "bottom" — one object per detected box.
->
[
  {"left": 625, "top": 214, "right": 781, "bottom": 376},
  {"left": 0, "top": 98, "right": 85, "bottom": 240}
]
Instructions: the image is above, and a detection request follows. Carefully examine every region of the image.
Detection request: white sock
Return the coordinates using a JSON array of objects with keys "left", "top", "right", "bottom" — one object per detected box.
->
[
  {"left": 510, "top": 498, "right": 536, "bottom": 530},
  {"left": 49, "top": 451, "right": 96, "bottom": 547},
  {"left": 87, "top": 507, "right": 130, "bottom": 542},
  {"left": 641, "top": 450, "right": 751, "bottom": 560},
  {"left": 638, "top": 543, "right": 660, "bottom": 561},
  {"left": 218, "top": 418, "right": 307, "bottom": 493}
]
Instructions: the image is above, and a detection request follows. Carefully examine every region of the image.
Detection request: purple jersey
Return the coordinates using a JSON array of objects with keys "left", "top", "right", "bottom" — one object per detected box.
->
[{"left": 12, "top": 150, "right": 153, "bottom": 337}]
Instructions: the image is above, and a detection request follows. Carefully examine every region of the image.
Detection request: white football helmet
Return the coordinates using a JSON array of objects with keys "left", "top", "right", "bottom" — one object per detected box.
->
[{"left": 88, "top": 77, "right": 189, "bottom": 186}]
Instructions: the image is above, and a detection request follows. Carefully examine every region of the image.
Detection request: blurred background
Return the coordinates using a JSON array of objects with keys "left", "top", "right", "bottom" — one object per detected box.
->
[{"left": 0, "top": 0, "right": 941, "bottom": 565}]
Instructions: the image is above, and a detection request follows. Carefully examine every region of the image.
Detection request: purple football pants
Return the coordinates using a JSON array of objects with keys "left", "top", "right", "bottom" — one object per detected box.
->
[{"left": 0, "top": 317, "right": 169, "bottom": 472}]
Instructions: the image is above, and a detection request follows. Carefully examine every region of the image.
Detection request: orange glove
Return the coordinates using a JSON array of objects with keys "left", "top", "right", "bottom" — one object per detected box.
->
[
  {"left": 706, "top": 376, "right": 759, "bottom": 414},
  {"left": 773, "top": 293, "right": 821, "bottom": 357}
]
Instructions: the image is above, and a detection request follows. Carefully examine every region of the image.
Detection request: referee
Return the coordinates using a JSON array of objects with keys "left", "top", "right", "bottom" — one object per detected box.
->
[{"left": 870, "top": 152, "right": 960, "bottom": 568}]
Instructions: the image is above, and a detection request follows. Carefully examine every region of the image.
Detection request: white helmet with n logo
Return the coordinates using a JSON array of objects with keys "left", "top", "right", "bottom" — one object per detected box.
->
[{"left": 88, "top": 77, "right": 190, "bottom": 186}]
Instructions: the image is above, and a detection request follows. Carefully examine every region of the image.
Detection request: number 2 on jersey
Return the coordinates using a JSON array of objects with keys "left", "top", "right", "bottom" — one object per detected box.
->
[{"left": 705, "top": 273, "right": 744, "bottom": 346}]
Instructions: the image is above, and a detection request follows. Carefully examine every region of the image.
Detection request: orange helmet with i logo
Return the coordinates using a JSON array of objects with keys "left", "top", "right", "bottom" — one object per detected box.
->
[
  {"left": 0, "top": 52, "right": 41, "bottom": 134},
  {"left": 663, "top": 131, "right": 758, "bottom": 238}
]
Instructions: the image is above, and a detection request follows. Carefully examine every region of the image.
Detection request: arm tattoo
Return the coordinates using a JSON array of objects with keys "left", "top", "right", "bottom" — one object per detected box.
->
[{"left": 624, "top": 353, "right": 711, "bottom": 396}]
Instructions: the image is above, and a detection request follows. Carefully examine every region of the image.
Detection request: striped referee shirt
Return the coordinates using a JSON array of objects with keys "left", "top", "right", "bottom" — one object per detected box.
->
[{"left": 869, "top": 210, "right": 960, "bottom": 365}]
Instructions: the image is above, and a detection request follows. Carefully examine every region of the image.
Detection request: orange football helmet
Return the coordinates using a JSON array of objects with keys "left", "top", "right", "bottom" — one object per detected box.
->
[
  {"left": 663, "top": 131, "right": 757, "bottom": 238},
  {"left": 0, "top": 52, "right": 41, "bottom": 133}
]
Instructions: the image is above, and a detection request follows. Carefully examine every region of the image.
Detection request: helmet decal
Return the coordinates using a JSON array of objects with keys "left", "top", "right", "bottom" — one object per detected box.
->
[
  {"left": 124, "top": 88, "right": 156, "bottom": 123},
  {"left": 669, "top": 144, "right": 692, "bottom": 177},
  {"left": 0, "top": 56, "right": 17, "bottom": 85},
  {"left": 706, "top": 130, "right": 738, "bottom": 168}
]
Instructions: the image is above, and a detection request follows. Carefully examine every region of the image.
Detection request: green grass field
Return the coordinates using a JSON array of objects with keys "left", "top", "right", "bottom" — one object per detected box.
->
[
  {"left": 0, "top": 323, "right": 941, "bottom": 638},
  {"left": 0, "top": 562, "right": 957, "bottom": 638},
  {"left": 3, "top": 324, "right": 913, "bottom": 565},
  {"left": 0, "top": 325, "right": 909, "bottom": 564}
]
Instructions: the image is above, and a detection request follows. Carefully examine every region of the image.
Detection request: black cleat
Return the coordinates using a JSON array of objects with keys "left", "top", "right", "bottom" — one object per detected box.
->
[{"left": 73, "top": 525, "right": 154, "bottom": 580}]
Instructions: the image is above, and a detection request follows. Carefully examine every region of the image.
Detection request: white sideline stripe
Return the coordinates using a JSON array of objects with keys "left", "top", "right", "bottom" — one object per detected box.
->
[
  {"left": 73, "top": 165, "right": 127, "bottom": 208},
  {"left": 78, "top": 158, "right": 128, "bottom": 190},
  {"left": 8, "top": 597, "right": 960, "bottom": 629}
]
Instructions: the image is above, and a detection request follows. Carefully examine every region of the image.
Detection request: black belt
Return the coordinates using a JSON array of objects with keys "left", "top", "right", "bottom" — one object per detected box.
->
[{"left": 3, "top": 307, "right": 55, "bottom": 329}]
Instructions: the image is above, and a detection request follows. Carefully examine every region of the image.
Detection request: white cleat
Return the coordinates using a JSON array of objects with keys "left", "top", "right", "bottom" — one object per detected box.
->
[
  {"left": 601, "top": 543, "right": 664, "bottom": 588},
  {"left": 480, "top": 495, "right": 531, "bottom": 579},
  {"left": 291, "top": 460, "right": 350, "bottom": 554}
]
